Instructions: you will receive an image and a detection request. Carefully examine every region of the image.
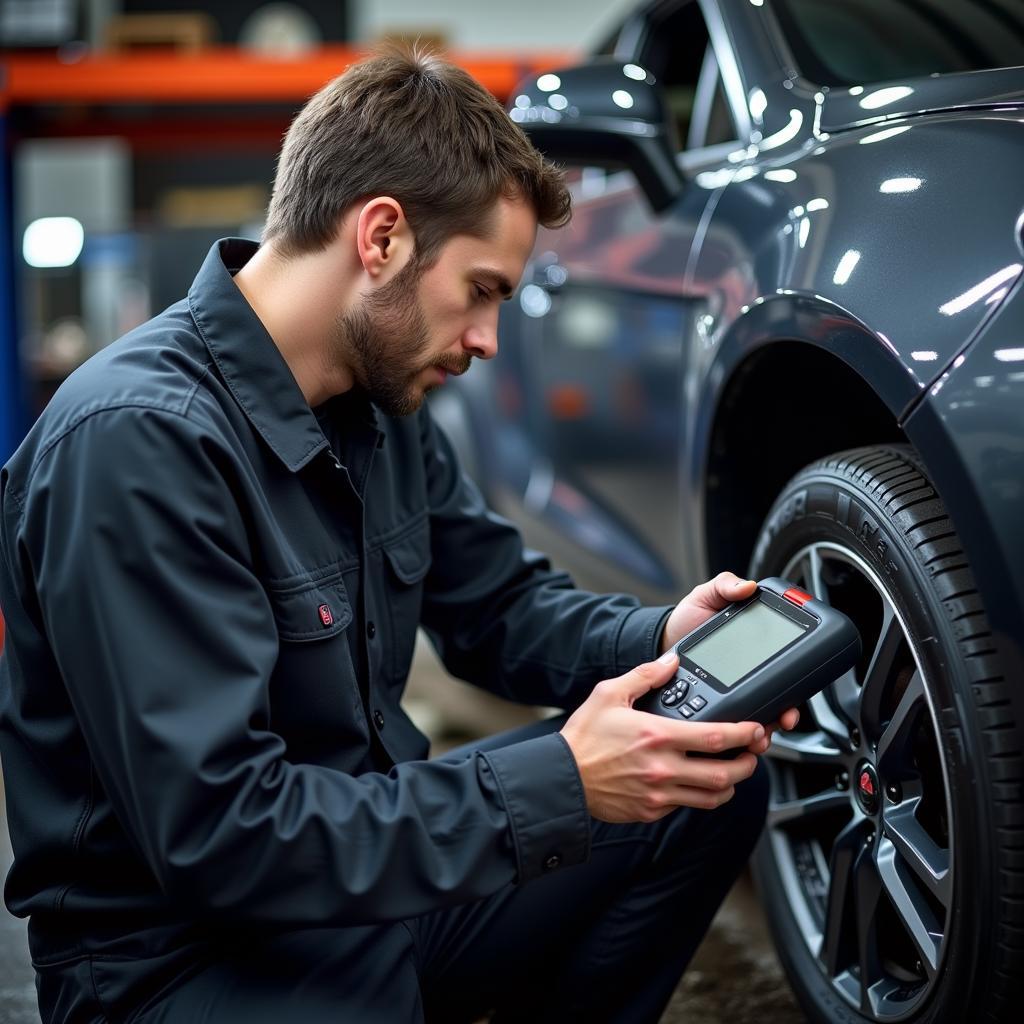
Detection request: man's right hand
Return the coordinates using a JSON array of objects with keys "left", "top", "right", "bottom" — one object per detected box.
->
[{"left": 560, "top": 652, "right": 763, "bottom": 824}]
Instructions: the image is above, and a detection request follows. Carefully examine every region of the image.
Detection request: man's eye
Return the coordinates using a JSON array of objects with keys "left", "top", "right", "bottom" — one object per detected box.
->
[{"left": 474, "top": 285, "right": 490, "bottom": 303}]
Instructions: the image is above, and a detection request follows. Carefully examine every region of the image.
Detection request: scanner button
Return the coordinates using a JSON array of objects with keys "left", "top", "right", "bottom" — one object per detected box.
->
[
  {"left": 688, "top": 695, "right": 708, "bottom": 711},
  {"left": 674, "top": 681, "right": 689, "bottom": 701},
  {"left": 661, "top": 692, "right": 681, "bottom": 707},
  {"left": 679, "top": 705, "right": 695, "bottom": 718}
]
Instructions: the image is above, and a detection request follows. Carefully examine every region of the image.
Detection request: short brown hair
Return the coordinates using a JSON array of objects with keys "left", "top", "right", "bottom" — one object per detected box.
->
[{"left": 263, "top": 45, "right": 571, "bottom": 263}]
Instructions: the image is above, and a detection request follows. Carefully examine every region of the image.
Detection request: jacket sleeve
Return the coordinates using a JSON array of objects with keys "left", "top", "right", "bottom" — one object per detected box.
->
[
  {"left": 417, "top": 408, "right": 673, "bottom": 708},
  {"left": 12, "top": 406, "right": 591, "bottom": 924}
]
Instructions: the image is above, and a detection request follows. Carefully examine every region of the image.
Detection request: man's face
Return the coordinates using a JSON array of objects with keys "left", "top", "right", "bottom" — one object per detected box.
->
[{"left": 336, "top": 195, "right": 537, "bottom": 417}]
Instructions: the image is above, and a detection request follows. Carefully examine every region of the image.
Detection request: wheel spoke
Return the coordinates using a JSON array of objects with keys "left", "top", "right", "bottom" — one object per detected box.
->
[
  {"left": 875, "top": 670, "right": 925, "bottom": 774},
  {"left": 819, "top": 817, "right": 863, "bottom": 976},
  {"left": 805, "top": 546, "right": 829, "bottom": 601},
  {"left": 768, "top": 787, "right": 850, "bottom": 828},
  {"left": 876, "top": 835, "right": 942, "bottom": 978},
  {"left": 829, "top": 669, "right": 861, "bottom": 727},
  {"left": 768, "top": 729, "right": 844, "bottom": 764},
  {"left": 883, "top": 800, "right": 952, "bottom": 909},
  {"left": 855, "top": 841, "right": 886, "bottom": 1015},
  {"left": 860, "top": 602, "right": 905, "bottom": 740},
  {"left": 808, "top": 690, "right": 853, "bottom": 750}
]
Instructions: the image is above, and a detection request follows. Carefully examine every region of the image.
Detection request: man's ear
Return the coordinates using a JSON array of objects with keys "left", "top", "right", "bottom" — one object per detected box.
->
[{"left": 355, "top": 197, "right": 415, "bottom": 280}]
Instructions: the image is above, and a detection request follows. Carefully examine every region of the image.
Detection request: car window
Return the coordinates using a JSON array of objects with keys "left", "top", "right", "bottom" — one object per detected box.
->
[
  {"left": 772, "top": 0, "right": 1024, "bottom": 86},
  {"left": 632, "top": 0, "right": 740, "bottom": 152}
]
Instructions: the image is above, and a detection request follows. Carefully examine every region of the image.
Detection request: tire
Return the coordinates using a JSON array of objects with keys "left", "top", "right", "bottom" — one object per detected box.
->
[{"left": 747, "top": 445, "right": 1023, "bottom": 1024}]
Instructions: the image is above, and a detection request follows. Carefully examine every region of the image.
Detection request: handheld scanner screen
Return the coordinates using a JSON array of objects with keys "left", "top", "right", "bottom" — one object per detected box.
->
[{"left": 682, "top": 600, "right": 809, "bottom": 686}]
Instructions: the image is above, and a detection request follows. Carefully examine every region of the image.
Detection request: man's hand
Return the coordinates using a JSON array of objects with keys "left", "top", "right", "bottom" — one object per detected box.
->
[
  {"left": 659, "top": 570, "right": 758, "bottom": 653},
  {"left": 561, "top": 652, "right": 766, "bottom": 823},
  {"left": 660, "top": 570, "right": 800, "bottom": 753}
]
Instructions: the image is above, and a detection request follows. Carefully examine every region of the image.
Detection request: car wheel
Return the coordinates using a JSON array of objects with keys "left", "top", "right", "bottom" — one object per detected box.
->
[{"left": 748, "top": 445, "right": 1022, "bottom": 1023}]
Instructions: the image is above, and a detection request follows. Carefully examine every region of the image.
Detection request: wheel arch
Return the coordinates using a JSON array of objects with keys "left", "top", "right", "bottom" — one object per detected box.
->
[{"left": 701, "top": 335, "right": 906, "bottom": 578}]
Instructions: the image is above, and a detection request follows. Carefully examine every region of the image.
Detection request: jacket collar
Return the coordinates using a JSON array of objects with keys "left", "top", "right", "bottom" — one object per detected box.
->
[{"left": 187, "top": 238, "right": 330, "bottom": 473}]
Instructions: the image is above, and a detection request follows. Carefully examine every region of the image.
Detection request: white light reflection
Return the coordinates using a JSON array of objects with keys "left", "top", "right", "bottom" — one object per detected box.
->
[
  {"left": 860, "top": 86, "right": 914, "bottom": 110},
  {"left": 537, "top": 74, "right": 561, "bottom": 92},
  {"left": 520, "top": 284, "right": 552, "bottom": 318},
  {"left": 623, "top": 64, "right": 647, "bottom": 81},
  {"left": 849, "top": 86, "right": 865, "bottom": 96},
  {"left": 833, "top": 250, "right": 861, "bottom": 285},
  {"left": 798, "top": 218, "right": 811, "bottom": 248},
  {"left": 749, "top": 88, "right": 767, "bottom": 121},
  {"left": 995, "top": 348, "right": 1024, "bottom": 361},
  {"left": 750, "top": 0, "right": 764, "bottom": 6},
  {"left": 792, "top": 205, "right": 805, "bottom": 217},
  {"left": 911, "top": 351, "right": 939, "bottom": 361},
  {"left": 939, "top": 264, "right": 1022, "bottom": 316},
  {"left": 514, "top": 94, "right": 531, "bottom": 109},
  {"left": 695, "top": 168, "right": 735, "bottom": 189},
  {"left": 760, "top": 109, "right": 803, "bottom": 150},
  {"left": 733, "top": 166, "right": 758, "bottom": 182},
  {"left": 23, "top": 217, "right": 84, "bottom": 268},
  {"left": 612, "top": 89, "right": 634, "bottom": 109},
  {"left": 860, "top": 125, "right": 911, "bottom": 144},
  {"left": 548, "top": 94, "right": 568, "bottom": 111},
  {"left": 764, "top": 168, "right": 797, "bottom": 183},
  {"left": 880, "top": 177, "right": 923, "bottom": 193},
  {"left": 806, "top": 198, "right": 829, "bottom": 212},
  {"left": 510, "top": 108, "right": 525, "bottom": 122},
  {"left": 985, "top": 287, "right": 1009, "bottom": 306}
]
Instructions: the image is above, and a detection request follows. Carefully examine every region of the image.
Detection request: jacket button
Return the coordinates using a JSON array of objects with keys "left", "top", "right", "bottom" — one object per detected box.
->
[
  {"left": 544, "top": 853, "right": 561, "bottom": 871},
  {"left": 366, "top": 621, "right": 376, "bottom": 639},
  {"left": 373, "top": 709, "right": 385, "bottom": 729}
]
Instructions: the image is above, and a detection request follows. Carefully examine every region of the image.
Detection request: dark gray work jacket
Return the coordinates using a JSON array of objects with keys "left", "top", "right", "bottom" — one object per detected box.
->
[{"left": 0, "top": 239, "right": 670, "bottom": 970}]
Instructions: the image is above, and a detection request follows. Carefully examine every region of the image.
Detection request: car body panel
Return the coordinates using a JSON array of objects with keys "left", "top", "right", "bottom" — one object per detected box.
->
[
  {"left": 689, "top": 110, "right": 1024, "bottom": 414},
  {"left": 903, "top": 272, "right": 1024, "bottom": 698},
  {"left": 821, "top": 66, "right": 1024, "bottom": 133}
]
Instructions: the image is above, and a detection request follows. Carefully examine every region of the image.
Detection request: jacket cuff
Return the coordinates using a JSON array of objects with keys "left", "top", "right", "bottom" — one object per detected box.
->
[
  {"left": 479, "top": 731, "right": 591, "bottom": 884},
  {"left": 613, "top": 605, "right": 674, "bottom": 675}
]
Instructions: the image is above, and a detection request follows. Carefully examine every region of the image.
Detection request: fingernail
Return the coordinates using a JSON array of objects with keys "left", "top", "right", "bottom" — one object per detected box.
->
[
  {"left": 658, "top": 649, "right": 678, "bottom": 664},
  {"left": 754, "top": 725, "right": 765, "bottom": 740}
]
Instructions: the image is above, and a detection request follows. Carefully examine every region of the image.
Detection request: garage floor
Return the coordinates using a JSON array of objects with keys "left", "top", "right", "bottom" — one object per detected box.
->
[{"left": 0, "top": 636, "right": 806, "bottom": 1023}]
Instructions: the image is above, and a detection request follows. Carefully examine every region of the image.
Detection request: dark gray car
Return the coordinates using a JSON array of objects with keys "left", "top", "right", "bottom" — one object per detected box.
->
[{"left": 436, "top": 1, "right": 1024, "bottom": 1020}]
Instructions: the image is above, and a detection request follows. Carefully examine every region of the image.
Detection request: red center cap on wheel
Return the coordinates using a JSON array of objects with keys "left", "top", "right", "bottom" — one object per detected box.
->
[{"left": 856, "top": 762, "right": 880, "bottom": 814}]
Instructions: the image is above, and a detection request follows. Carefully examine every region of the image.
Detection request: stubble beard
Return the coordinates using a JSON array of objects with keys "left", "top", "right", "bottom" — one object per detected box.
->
[{"left": 334, "top": 259, "right": 470, "bottom": 417}]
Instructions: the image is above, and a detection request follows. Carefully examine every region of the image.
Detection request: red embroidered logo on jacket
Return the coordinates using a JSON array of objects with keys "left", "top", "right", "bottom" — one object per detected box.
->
[{"left": 318, "top": 604, "right": 333, "bottom": 627}]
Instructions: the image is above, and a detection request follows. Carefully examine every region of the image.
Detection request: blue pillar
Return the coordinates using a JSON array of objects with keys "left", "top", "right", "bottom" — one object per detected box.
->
[{"left": 0, "top": 112, "right": 28, "bottom": 463}]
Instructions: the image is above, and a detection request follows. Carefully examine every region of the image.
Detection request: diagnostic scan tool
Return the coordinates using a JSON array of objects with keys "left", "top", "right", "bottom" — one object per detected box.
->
[{"left": 636, "top": 578, "right": 860, "bottom": 726}]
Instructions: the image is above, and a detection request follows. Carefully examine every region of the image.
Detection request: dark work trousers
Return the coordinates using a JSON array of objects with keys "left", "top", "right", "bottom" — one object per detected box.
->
[{"left": 83, "top": 715, "right": 769, "bottom": 1024}]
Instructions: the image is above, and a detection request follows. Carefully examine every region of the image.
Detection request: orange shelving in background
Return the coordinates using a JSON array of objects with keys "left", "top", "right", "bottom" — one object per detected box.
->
[{"left": 0, "top": 46, "right": 572, "bottom": 110}]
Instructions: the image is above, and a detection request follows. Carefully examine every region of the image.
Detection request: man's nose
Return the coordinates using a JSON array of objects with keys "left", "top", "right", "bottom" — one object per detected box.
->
[{"left": 462, "top": 321, "right": 498, "bottom": 361}]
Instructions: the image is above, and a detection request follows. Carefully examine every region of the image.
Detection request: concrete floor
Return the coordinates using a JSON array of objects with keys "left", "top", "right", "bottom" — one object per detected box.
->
[{"left": 0, "top": 635, "right": 806, "bottom": 1023}]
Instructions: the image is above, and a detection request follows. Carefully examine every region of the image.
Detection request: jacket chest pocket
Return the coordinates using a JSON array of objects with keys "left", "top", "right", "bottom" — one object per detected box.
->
[
  {"left": 267, "top": 576, "right": 366, "bottom": 756},
  {"left": 378, "top": 521, "right": 432, "bottom": 686}
]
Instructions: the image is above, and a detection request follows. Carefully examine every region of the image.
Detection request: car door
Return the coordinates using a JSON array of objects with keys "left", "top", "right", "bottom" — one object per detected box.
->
[{"left": 513, "top": 0, "right": 745, "bottom": 602}]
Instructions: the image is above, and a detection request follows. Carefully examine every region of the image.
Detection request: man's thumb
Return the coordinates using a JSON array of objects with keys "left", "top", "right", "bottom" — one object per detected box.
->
[{"left": 618, "top": 650, "right": 678, "bottom": 705}]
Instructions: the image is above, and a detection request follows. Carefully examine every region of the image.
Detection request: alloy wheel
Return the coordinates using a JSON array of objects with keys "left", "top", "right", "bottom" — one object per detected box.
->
[{"left": 763, "top": 541, "right": 953, "bottom": 1021}]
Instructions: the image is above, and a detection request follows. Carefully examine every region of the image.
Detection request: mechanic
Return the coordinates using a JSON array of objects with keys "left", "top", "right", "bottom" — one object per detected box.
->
[{"left": 0, "top": 48, "right": 798, "bottom": 1023}]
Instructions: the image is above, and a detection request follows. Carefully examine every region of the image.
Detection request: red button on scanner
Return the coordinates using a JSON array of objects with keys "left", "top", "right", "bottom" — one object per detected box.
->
[{"left": 783, "top": 587, "right": 813, "bottom": 606}]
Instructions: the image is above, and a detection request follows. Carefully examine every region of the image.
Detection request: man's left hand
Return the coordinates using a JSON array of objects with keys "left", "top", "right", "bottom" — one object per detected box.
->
[{"left": 660, "top": 570, "right": 800, "bottom": 754}]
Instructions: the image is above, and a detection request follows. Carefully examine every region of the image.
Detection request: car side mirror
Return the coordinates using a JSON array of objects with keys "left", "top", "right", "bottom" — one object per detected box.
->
[{"left": 509, "top": 58, "right": 684, "bottom": 212}]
